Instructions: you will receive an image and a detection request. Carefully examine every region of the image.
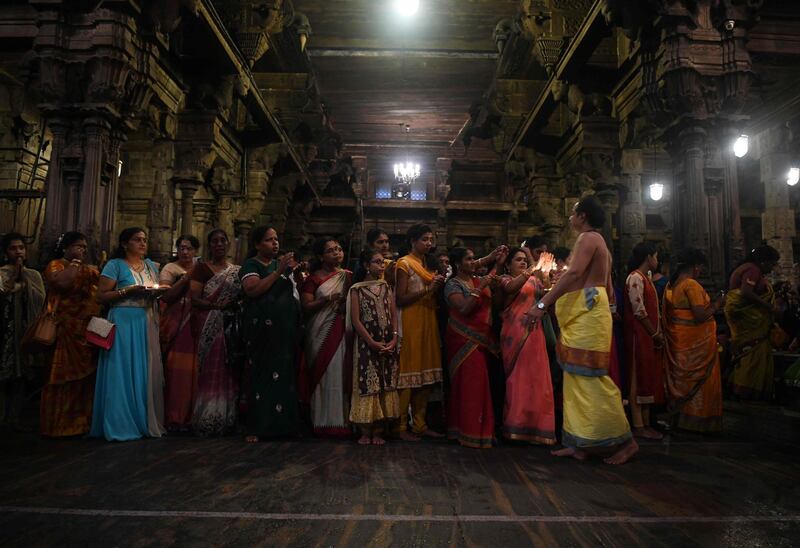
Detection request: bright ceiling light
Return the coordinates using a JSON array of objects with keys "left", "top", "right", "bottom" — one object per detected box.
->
[
  {"left": 649, "top": 182, "right": 664, "bottom": 201},
  {"left": 733, "top": 134, "right": 749, "bottom": 158},
  {"left": 394, "top": 0, "right": 419, "bottom": 16},
  {"left": 788, "top": 167, "right": 800, "bottom": 186}
]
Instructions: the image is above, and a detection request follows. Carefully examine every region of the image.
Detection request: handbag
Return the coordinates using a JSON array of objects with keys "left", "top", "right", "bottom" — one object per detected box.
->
[
  {"left": 86, "top": 316, "right": 116, "bottom": 350},
  {"left": 21, "top": 297, "right": 59, "bottom": 352}
]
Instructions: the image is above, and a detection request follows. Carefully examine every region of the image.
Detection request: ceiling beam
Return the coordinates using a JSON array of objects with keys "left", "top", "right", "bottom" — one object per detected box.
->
[{"left": 309, "top": 48, "right": 498, "bottom": 60}]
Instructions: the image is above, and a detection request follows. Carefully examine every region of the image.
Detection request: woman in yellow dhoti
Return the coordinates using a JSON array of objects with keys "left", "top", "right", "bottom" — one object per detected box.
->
[
  {"left": 394, "top": 224, "right": 446, "bottom": 440},
  {"left": 725, "top": 245, "right": 780, "bottom": 400}
]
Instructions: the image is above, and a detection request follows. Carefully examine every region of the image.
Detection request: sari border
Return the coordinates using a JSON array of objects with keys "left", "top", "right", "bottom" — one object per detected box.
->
[
  {"left": 558, "top": 362, "right": 609, "bottom": 377},
  {"left": 502, "top": 427, "right": 556, "bottom": 445},
  {"left": 397, "top": 368, "right": 443, "bottom": 389},
  {"left": 448, "top": 341, "right": 478, "bottom": 380},
  {"left": 447, "top": 317, "right": 499, "bottom": 355},
  {"left": 562, "top": 429, "right": 632, "bottom": 449},
  {"left": 447, "top": 428, "right": 494, "bottom": 449},
  {"left": 556, "top": 341, "right": 610, "bottom": 371}
]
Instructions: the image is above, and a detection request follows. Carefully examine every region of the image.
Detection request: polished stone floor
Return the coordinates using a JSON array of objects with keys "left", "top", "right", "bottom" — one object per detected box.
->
[{"left": 1, "top": 427, "right": 799, "bottom": 547}]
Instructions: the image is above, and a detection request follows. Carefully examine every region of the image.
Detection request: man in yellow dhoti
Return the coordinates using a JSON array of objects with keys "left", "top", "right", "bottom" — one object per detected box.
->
[{"left": 528, "top": 195, "right": 638, "bottom": 465}]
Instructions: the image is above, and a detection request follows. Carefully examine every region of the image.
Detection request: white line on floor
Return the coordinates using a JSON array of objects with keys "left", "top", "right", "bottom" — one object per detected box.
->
[{"left": 1, "top": 506, "right": 799, "bottom": 524}]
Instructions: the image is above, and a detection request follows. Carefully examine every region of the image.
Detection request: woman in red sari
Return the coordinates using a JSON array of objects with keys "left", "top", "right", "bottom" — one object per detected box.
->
[
  {"left": 444, "top": 247, "right": 499, "bottom": 448},
  {"left": 624, "top": 242, "right": 665, "bottom": 439},
  {"left": 40, "top": 232, "right": 100, "bottom": 437},
  {"left": 159, "top": 235, "right": 199, "bottom": 430},
  {"left": 499, "top": 247, "right": 557, "bottom": 445},
  {"left": 301, "top": 236, "right": 352, "bottom": 437}
]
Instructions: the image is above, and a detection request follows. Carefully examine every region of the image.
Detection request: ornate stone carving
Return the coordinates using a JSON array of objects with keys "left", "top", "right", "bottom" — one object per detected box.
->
[{"left": 217, "top": 0, "right": 290, "bottom": 67}]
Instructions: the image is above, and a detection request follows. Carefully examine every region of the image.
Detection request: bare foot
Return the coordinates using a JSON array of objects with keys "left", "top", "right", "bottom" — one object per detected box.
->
[
  {"left": 604, "top": 439, "right": 639, "bottom": 465},
  {"left": 399, "top": 431, "right": 420, "bottom": 442},
  {"left": 633, "top": 426, "right": 664, "bottom": 440},
  {"left": 371, "top": 436, "right": 386, "bottom": 446},
  {"left": 357, "top": 435, "right": 371, "bottom": 445},
  {"left": 551, "top": 447, "right": 587, "bottom": 461},
  {"left": 420, "top": 429, "right": 445, "bottom": 439},
  {"left": 245, "top": 435, "right": 259, "bottom": 443}
]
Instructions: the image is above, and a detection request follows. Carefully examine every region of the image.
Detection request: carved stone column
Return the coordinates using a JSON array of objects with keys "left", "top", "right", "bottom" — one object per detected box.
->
[
  {"left": 703, "top": 140, "right": 726, "bottom": 284},
  {"left": 618, "top": 149, "right": 646, "bottom": 264},
  {"left": 669, "top": 125, "right": 710, "bottom": 254},
  {"left": 178, "top": 181, "right": 200, "bottom": 237},
  {"left": 146, "top": 140, "right": 176, "bottom": 264},
  {"left": 67, "top": 116, "right": 123, "bottom": 258},
  {"left": 759, "top": 127, "right": 795, "bottom": 282},
  {"left": 720, "top": 125, "right": 746, "bottom": 268},
  {"left": 233, "top": 219, "right": 255, "bottom": 264},
  {"left": 40, "top": 120, "right": 70, "bottom": 256}
]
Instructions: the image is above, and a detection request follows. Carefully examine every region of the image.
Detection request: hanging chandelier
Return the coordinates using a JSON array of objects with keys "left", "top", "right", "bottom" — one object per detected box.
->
[
  {"left": 394, "top": 124, "right": 420, "bottom": 186},
  {"left": 393, "top": 161, "right": 420, "bottom": 185}
]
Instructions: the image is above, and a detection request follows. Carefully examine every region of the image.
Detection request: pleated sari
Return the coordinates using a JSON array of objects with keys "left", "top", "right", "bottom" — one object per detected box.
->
[
  {"left": 499, "top": 276, "right": 556, "bottom": 445},
  {"left": 445, "top": 277, "right": 498, "bottom": 448}
]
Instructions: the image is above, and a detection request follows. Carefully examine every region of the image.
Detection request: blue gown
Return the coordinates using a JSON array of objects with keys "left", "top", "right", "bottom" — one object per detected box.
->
[{"left": 90, "top": 259, "right": 166, "bottom": 441}]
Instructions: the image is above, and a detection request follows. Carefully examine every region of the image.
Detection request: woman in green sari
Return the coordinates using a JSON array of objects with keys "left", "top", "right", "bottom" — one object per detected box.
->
[
  {"left": 239, "top": 226, "right": 301, "bottom": 441},
  {"left": 725, "top": 245, "right": 780, "bottom": 400}
]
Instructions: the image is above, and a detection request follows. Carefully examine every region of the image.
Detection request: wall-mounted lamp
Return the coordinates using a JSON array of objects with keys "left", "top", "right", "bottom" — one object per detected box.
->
[
  {"left": 649, "top": 182, "right": 664, "bottom": 201},
  {"left": 788, "top": 167, "right": 800, "bottom": 187},
  {"left": 733, "top": 134, "right": 749, "bottom": 158}
]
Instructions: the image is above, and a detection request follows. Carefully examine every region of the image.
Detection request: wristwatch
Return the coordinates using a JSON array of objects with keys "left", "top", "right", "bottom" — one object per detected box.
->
[{"left": 536, "top": 301, "right": 546, "bottom": 310}]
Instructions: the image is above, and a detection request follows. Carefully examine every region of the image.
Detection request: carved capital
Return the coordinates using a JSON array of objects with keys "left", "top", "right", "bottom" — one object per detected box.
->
[{"left": 217, "top": 0, "right": 290, "bottom": 67}]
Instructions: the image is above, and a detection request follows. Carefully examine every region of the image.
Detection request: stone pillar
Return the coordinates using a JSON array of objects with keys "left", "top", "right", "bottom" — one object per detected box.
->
[
  {"left": 40, "top": 120, "right": 70, "bottom": 255},
  {"left": 721, "top": 126, "right": 746, "bottom": 268},
  {"left": 670, "top": 125, "right": 710, "bottom": 254},
  {"left": 178, "top": 180, "right": 200, "bottom": 237},
  {"left": 146, "top": 140, "right": 176, "bottom": 264},
  {"left": 233, "top": 219, "right": 254, "bottom": 264},
  {"left": 703, "top": 141, "right": 726, "bottom": 285},
  {"left": 618, "top": 149, "right": 646, "bottom": 264},
  {"left": 760, "top": 129, "right": 795, "bottom": 281}
]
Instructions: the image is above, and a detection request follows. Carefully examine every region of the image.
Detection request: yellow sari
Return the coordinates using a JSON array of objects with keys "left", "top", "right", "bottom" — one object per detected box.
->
[
  {"left": 725, "top": 285, "right": 775, "bottom": 400},
  {"left": 555, "top": 287, "right": 631, "bottom": 449},
  {"left": 396, "top": 254, "right": 442, "bottom": 389}
]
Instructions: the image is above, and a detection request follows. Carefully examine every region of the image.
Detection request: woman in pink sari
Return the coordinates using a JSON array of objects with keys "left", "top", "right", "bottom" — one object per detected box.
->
[
  {"left": 159, "top": 235, "right": 199, "bottom": 430},
  {"left": 301, "top": 236, "right": 352, "bottom": 437},
  {"left": 499, "top": 247, "right": 556, "bottom": 445},
  {"left": 189, "top": 230, "right": 241, "bottom": 436}
]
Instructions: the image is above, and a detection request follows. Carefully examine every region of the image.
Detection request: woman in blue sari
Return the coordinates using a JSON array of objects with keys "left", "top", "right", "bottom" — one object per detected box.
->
[{"left": 90, "top": 227, "right": 168, "bottom": 441}]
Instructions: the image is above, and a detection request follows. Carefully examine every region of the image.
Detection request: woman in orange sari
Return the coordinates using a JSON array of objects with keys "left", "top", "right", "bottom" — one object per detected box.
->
[
  {"left": 301, "top": 236, "right": 352, "bottom": 437},
  {"left": 499, "top": 247, "right": 557, "bottom": 445},
  {"left": 444, "top": 247, "right": 499, "bottom": 448},
  {"left": 40, "top": 232, "right": 100, "bottom": 437},
  {"left": 159, "top": 235, "right": 199, "bottom": 430},
  {"left": 662, "top": 248, "right": 724, "bottom": 433}
]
